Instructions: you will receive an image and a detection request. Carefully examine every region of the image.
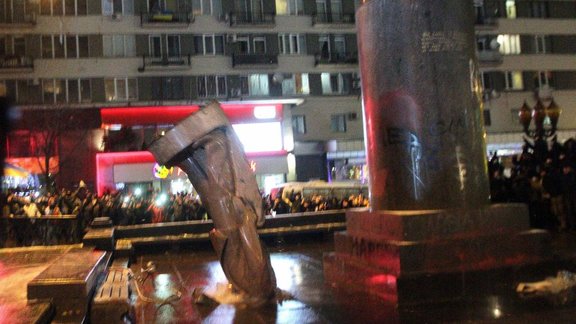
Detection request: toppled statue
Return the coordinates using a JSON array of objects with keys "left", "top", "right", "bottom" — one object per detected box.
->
[
  {"left": 516, "top": 271, "right": 576, "bottom": 306},
  {"left": 148, "top": 102, "right": 277, "bottom": 306}
]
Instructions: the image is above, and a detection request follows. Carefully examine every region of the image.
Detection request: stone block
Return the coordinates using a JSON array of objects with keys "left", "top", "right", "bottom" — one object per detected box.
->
[
  {"left": 345, "top": 204, "right": 530, "bottom": 242},
  {"left": 27, "top": 249, "right": 111, "bottom": 323}
]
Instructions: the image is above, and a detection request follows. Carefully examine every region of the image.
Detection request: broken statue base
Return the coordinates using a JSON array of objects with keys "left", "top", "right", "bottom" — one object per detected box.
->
[{"left": 323, "top": 204, "right": 559, "bottom": 305}]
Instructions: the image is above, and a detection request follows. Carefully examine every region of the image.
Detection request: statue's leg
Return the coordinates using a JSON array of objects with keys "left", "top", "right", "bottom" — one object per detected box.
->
[
  {"left": 148, "top": 103, "right": 276, "bottom": 305},
  {"left": 177, "top": 130, "right": 276, "bottom": 303}
]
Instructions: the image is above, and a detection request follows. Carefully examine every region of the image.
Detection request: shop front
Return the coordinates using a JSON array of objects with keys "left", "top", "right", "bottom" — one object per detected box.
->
[{"left": 96, "top": 102, "right": 292, "bottom": 196}]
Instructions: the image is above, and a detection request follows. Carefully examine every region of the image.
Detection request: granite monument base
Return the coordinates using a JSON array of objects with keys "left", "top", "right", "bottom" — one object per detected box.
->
[{"left": 323, "top": 204, "right": 556, "bottom": 305}]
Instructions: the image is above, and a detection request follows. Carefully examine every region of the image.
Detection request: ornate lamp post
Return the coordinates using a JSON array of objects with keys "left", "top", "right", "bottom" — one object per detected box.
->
[
  {"left": 518, "top": 98, "right": 562, "bottom": 140},
  {"left": 518, "top": 97, "right": 562, "bottom": 163}
]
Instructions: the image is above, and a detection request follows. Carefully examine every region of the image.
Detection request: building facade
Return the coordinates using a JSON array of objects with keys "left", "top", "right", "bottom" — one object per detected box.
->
[{"left": 1, "top": 0, "right": 576, "bottom": 192}]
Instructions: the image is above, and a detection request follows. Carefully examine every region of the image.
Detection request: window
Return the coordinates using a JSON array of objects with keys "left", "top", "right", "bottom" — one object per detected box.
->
[
  {"left": 334, "top": 35, "right": 346, "bottom": 59},
  {"left": 505, "top": 1, "right": 516, "bottom": 19},
  {"left": 275, "top": 0, "right": 303, "bottom": 15},
  {"left": 192, "top": 0, "right": 222, "bottom": 16},
  {"left": 153, "top": 77, "right": 184, "bottom": 100},
  {"left": 531, "top": 1, "right": 548, "bottom": 18},
  {"left": 481, "top": 72, "right": 492, "bottom": 91},
  {"left": 40, "top": 0, "right": 87, "bottom": 15},
  {"left": 166, "top": 35, "right": 180, "bottom": 57},
  {"left": 316, "top": 0, "right": 327, "bottom": 19},
  {"left": 149, "top": 35, "right": 162, "bottom": 57},
  {"left": 105, "top": 78, "right": 137, "bottom": 102},
  {"left": 281, "top": 73, "right": 309, "bottom": 95},
  {"left": 331, "top": 0, "right": 342, "bottom": 21},
  {"left": 237, "top": 36, "right": 250, "bottom": 54},
  {"left": 278, "top": 34, "right": 305, "bottom": 54},
  {"left": 194, "top": 35, "right": 225, "bottom": 55},
  {"left": 534, "top": 35, "right": 547, "bottom": 54},
  {"left": 42, "top": 35, "right": 89, "bottom": 58},
  {"left": 197, "top": 75, "right": 227, "bottom": 97},
  {"left": 321, "top": 73, "right": 349, "bottom": 94},
  {"left": 13, "top": 36, "right": 25, "bottom": 56},
  {"left": 497, "top": 35, "right": 521, "bottom": 55},
  {"left": 103, "top": 35, "right": 136, "bottom": 57},
  {"left": 319, "top": 35, "right": 330, "bottom": 59},
  {"left": 102, "top": 0, "right": 125, "bottom": 15},
  {"left": 483, "top": 110, "right": 491, "bottom": 127},
  {"left": 253, "top": 37, "right": 266, "bottom": 54},
  {"left": 330, "top": 114, "right": 346, "bottom": 133},
  {"left": 504, "top": 71, "right": 523, "bottom": 90},
  {"left": 292, "top": 115, "right": 306, "bottom": 134},
  {"left": 249, "top": 74, "right": 269, "bottom": 96},
  {"left": 42, "top": 79, "right": 91, "bottom": 103},
  {"left": 535, "top": 71, "right": 552, "bottom": 88}
]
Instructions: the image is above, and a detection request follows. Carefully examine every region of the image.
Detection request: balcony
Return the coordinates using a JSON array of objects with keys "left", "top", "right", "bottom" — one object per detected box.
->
[
  {"left": 140, "top": 11, "right": 193, "bottom": 27},
  {"left": 231, "top": 53, "right": 278, "bottom": 68},
  {"left": 477, "top": 50, "right": 503, "bottom": 66},
  {"left": 312, "top": 13, "right": 355, "bottom": 27},
  {"left": 0, "top": 56, "right": 34, "bottom": 73},
  {"left": 475, "top": 16, "right": 499, "bottom": 30},
  {"left": 314, "top": 52, "right": 358, "bottom": 66},
  {"left": 228, "top": 11, "right": 275, "bottom": 27},
  {"left": 0, "top": 14, "right": 36, "bottom": 28},
  {"left": 138, "top": 55, "right": 191, "bottom": 72}
]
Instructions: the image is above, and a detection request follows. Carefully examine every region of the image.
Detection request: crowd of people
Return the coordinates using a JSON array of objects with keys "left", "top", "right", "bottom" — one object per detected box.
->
[
  {"left": 0, "top": 184, "right": 369, "bottom": 246},
  {"left": 1, "top": 136, "right": 574, "bottom": 246},
  {"left": 267, "top": 191, "right": 369, "bottom": 215},
  {"left": 489, "top": 137, "right": 576, "bottom": 232}
]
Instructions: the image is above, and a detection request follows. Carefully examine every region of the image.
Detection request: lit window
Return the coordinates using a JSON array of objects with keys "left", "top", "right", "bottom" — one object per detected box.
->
[
  {"left": 496, "top": 35, "right": 521, "bottom": 55},
  {"left": 105, "top": 78, "right": 137, "bottom": 102},
  {"left": 504, "top": 71, "right": 523, "bottom": 90},
  {"left": 505, "top": 1, "right": 516, "bottom": 19},
  {"left": 275, "top": 0, "right": 303, "bottom": 15},
  {"left": 321, "top": 73, "right": 350, "bottom": 94},
  {"left": 281, "top": 73, "right": 309, "bottom": 95}
]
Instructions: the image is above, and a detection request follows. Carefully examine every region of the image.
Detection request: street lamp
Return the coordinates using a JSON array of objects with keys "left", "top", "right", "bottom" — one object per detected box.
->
[
  {"left": 518, "top": 98, "right": 562, "bottom": 140},
  {"left": 518, "top": 96, "right": 562, "bottom": 163}
]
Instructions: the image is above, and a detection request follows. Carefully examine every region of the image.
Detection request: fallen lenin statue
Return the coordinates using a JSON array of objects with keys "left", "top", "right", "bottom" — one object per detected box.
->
[
  {"left": 148, "top": 101, "right": 277, "bottom": 307},
  {"left": 516, "top": 271, "right": 576, "bottom": 306}
]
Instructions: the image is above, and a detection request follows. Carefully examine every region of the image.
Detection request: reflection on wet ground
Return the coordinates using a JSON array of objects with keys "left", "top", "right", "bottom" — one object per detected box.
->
[
  {"left": 1, "top": 234, "right": 576, "bottom": 323},
  {"left": 131, "top": 233, "right": 576, "bottom": 323}
]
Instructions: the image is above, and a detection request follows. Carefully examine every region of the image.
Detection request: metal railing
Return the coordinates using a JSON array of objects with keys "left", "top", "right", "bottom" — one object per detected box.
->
[
  {"left": 229, "top": 11, "right": 275, "bottom": 26},
  {"left": 0, "top": 56, "right": 34, "bottom": 70},
  {"left": 314, "top": 52, "right": 358, "bottom": 65},
  {"left": 312, "top": 12, "right": 355, "bottom": 25},
  {"left": 231, "top": 53, "right": 278, "bottom": 67},
  {"left": 0, "top": 14, "right": 36, "bottom": 25},
  {"left": 140, "top": 11, "right": 193, "bottom": 25},
  {"left": 139, "top": 54, "right": 191, "bottom": 71}
]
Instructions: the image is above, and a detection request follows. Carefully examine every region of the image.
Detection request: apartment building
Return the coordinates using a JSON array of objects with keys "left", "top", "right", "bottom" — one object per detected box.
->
[
  {"left": 1, "top": 0, "right": 576, "bottom": 192},
  {"left": 475, "top": 0, "right": 576, "bottom": 153}
]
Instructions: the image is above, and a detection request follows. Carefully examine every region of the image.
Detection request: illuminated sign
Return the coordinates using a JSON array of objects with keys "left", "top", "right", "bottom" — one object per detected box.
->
[
  {"left": 153, "top": 163, "right": 173, "bottom": 179},
  {"left": 232, "top": 122, "right": 283, "bottom": 153}
]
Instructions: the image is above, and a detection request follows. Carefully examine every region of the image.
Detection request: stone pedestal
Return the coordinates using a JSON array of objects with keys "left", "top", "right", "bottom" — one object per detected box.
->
[
  {"left": 322, "top": 0, "right": 552, "bottom": 304},
  {"left": 324, "top": 205, "right": 553, "bottom": 304}
]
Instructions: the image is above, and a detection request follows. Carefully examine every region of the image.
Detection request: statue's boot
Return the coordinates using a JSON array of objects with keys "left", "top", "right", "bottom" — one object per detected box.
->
[{"left": 148, "top": 102, "right": 276, "bottom": 305}]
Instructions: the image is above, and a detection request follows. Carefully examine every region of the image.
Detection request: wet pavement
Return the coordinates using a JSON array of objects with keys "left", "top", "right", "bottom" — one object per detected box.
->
[
  {"left": 2, "top": 234, "right": 576, "bottom": 323},
  {"left": 129, "top": 233, "right": 576, "bottom": 324}
]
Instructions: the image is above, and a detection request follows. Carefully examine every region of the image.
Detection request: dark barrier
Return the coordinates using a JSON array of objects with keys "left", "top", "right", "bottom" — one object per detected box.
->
[{"left": 2, "top": 215, "right": 78, "bottom": 247}]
